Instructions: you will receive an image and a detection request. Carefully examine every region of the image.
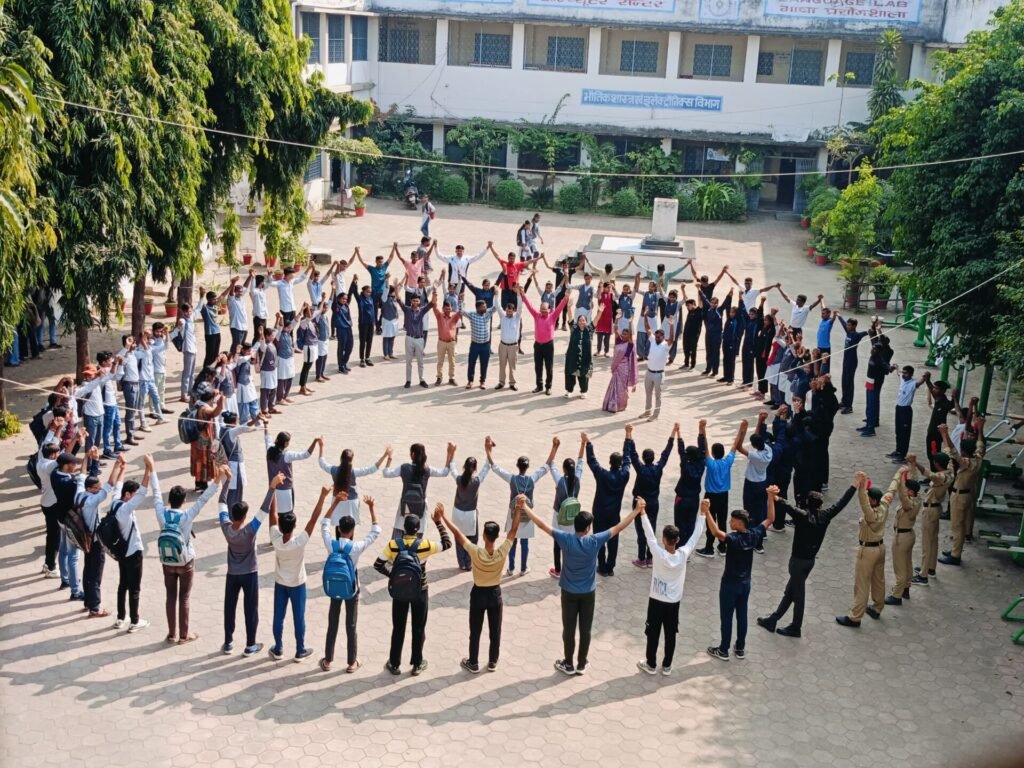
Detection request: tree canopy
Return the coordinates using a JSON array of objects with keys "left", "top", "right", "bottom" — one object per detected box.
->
[{"left": 873, "top": 0, "right": 1024, "bottom": 371}]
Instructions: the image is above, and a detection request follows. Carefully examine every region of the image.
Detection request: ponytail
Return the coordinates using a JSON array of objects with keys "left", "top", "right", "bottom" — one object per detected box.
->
[
  {"left": 267, "top": 431, "right": 290, "bottom": 462},
  {"left": 333, "top": 449, "right": 354, "bottom": 494},
  {"left": 410, "top": 443, "right": 427, "bottom": 482},
  {"left": 459, "top": 457, "right": 477, "bottom": 489}
]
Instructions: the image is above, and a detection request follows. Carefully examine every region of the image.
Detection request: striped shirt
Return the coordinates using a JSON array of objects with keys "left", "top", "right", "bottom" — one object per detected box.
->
[{"left": 467, "top": 307, "right": 496, "bottom": 343}]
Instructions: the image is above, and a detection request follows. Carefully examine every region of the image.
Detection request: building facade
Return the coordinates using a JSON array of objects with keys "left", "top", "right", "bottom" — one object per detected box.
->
[{"left": 293, "top": 0, "right": 1005, "bottom": 211}]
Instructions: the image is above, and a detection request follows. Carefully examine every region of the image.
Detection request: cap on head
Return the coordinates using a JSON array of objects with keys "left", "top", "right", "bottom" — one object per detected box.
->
[{"left": 867, "top": 487, "right": 884, "bottom": 502}]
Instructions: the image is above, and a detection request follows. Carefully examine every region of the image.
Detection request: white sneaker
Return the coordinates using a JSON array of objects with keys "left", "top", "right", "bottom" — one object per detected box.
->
[
  {"left": 42, "top": 566, "right": 59, "bottom": 579},
  {"left": 636, "top": 660, "right": 657, "bottom": 675},
  {"left": 112, "top": 619, "right": 126, "bottom": 630},
  {"left": 579, "top": 393, "right": 586, "bottom": 400},
  {"left": 564, "top": 392, "right": 571, "bottom": 398},
  {"left": 127, "top": 619, "right": 149, "bottom": 633},
  {"left": 661, "top": 666, "right": 673, "bottom": 676},
  {"left": 137, "top": 425, "right": 152, "bottom": 433}
]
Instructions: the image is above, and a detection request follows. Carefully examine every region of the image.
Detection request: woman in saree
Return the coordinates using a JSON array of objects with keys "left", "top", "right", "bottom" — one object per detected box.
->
[{"left": 602, "top": 328, "right": 637, "bottom": 414}]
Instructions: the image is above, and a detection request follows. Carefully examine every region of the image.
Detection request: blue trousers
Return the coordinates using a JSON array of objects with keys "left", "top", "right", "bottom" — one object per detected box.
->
[
  {"left": 140, "top": 380, "right": 161, "bottom": 415},
  {"left": 225, "top": 572, "right": 260, "bottom": 647},
  {"left": 272, "top": 582, "right": 307, "bottom": 655},
  {"left": 704, "top": 333, "right": 721, "bottom": 373},
  {"left": 865, "top": 386, "right": 880, "bottom": 429},
  {"left": 103, "top": 405, "right": 123, "bottom": 453},
  {"left": 59, "top": 530, "right": 81, "bottom": 593},
  {"left": 718, "top": 578, "right": 751, "bottom": 653},
  {"left": 335, "top": 328, "right": 353, "bottom": 370},
  {"left": 468, "top": 341, "right": 491, "bottom": 382},
  {"left": 508, "top": 538, "right": 530, "bottom": 572},
  {"left": 82, "top": 413, "right": 102, "bottom": 474}
]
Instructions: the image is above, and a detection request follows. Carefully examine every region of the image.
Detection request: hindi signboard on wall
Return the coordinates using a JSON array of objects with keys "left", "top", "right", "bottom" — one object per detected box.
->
[
  {"left": 764, "top": 0, "right": 922, "bottom": 23},
  {"left": 526, "top": 0, "right": 676, "bottom": 12},
  {"left": 582, "top": 89, "right": 723, "bottom": 111}
]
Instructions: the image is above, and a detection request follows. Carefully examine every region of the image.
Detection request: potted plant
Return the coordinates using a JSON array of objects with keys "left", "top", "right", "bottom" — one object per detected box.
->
[
  {"left": 242, "top": 250, "right": 253, "bottom": 266},
  {"left": 800, "top": 217, "right": 810, "bottom": 229},
  {"left": 868, "top": 264, "right": 898, "bottom": 310},
  {"left": 814, "top": 250, "right": 829, "bottom": 267},
  {"left": 351, "top": 185, "right": 369, "bottom": 217},
  {"left": 838, "top": 256, "right": 871, "bottom": 309},
  {"left": 164, "top": 300, "right": 178, "bottom": 318},
  {"left": 143, "top": 297, "right": 154, "bottom": 315}
]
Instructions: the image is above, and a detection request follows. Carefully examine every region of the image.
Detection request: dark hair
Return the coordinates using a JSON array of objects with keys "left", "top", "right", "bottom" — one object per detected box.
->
[
  {"left": 279, "top": 512, "right": 297, "bottom": 535},
  {"left": 573, "top": 510, "right": 594, "bottom": 533},
  {"left": 711, "top": 442, "right": 725, "bottom": 459},
  {"left": 121, "top": 480, "right": 140, "bottom": 497},
  {"left": 254, "top": 275, "right": 265, "bottom": 287},
  {"left": 459, "top": 457, "right": 477, "bottom": 489},
  {"left": 483, "top": 521, "right": 500, "bottom": 542},
  {"left": 609, "top": 452, "right": 623, "bottom": 471},
  {"left": 662, "top": 525, "right": 680, "bottom": 546},
  {"left": 806, "top": 492, "right": 824, "bottom": 512},
  {"left": 42, "top": 443, "right": 59, "bottom": 458},
  {"left": 960, "top": 438, "right": 977, "bottom": 458},
  {"left": 730, "top": 509, "right": 750, "bottom": 527},
  {"left": 51, "top": 405, "right": 68, "bottom": 419},
  {"left": 516, "top": 456, "right": 530, "bottom": 473},
  {"left": 84, "top": 475, "right": 100, "bottom": 489},
  {"left": 903, "top": 365, "right": 915, "bottom": 375},
  {"left": 222, "top": 411, "right": 238, "bottom": 425},
  {"left": 169, "top": 486, "right": 187, "bottom": 508},
  {"left": 230, "top": 502, "right": 249, "bottom": 522},
  {"left": 206, "top": 291, "right": 216, "bottom": 302},
  {"left": 641, "top": 448, "right": 655, "bottom": 465},
  {"left": 750, "top": 434, "right": 765, "bottom": 450},
  {"left": 268, "top": 431, "right": 291, "bottom": 462},
  {"left": 685, "top": 445, "right": 703, "bottom": 463},
  {"left": 333, "top": 449, "right": 354, "bottom": 495},
  {"left": 905, "top": 478, "right": 921, "bottom": 494},
  {"left": 96, "top": 351, "right": 112, "bottom": 365},
  {"left": 181, "top": 302, "right": 192, "bottom": 313},
  {"left": 932, "top": 452, "right": 950, "bottom": 469},
  {"left": 338, "top": 515, "right": 356, "bottom": 535},
  {"left": 403, "top": 514, "right": 420, "bottom": 535},
  {"left": 121, "top": 334, "right": 130, "bottom": 346},
  {"left": 409, "top": 443, "right": 427, "bottom": 481}
]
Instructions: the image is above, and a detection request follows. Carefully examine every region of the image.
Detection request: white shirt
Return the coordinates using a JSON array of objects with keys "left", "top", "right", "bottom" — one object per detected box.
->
[
  {"left": 790, "top": 302, "right": 810, "bottom": 329},
  {"left": 436, "top": 247, "right": 486, "bottom": 283},
  {"left": 151, "top": 338, "right": 167, "bottom": 375},
  {"left": 896, "top": 378, "right": 918, "bottom": 407},
  {"left": 499, "top": 297, "right": 523, "bottom": 345},
  {"left": 333, "top": 270, "right": 347, "bottom": 296},
  {"left": 228, "top": 290, "right": 249, "bottom": 331},
  {"left": 744, "top": 445, "right": 773, "bottom": 482},
  {"left": 102, "top": 377, "right": 118, "bottom": 408},
  {"left": 79, "top": 480, "right": 117, "bottom": 533},
  {"left": 251, "top": 286, "right": 268, "bottom": 320},
  {"left": 136, "top": 346, "right": 154, "bottom": 382},
  {"left": 115, "top": 483, "right": 150, "bottom": 558},
  {"left": 646, "top": 337, "right": 670, "bottom": 372},
  {"left": 270, "top": 275, "right": 307, "bottom": 314},
  {"left": 119, "top": 347, "right": 140, "bottom": 383},
  {"left": 271, "top": 527, "right": 310, "bottom": 586},
  {"left": 741, "top": 288, "right": 761, "bottom": 310},
  {"left": 644, "top": 514, "right": 704, "bottom": 603},
  {"left": 320, "top": 520, "right": 381, "bottom": 594},
  {"left": 176, "top": 315, "right": 197, "bottom": 354},
  {"left": 151, "top": 472, "right": 219, "bottom": 564},
  {"left": 75, "top": 373, "right": 112, "bottom": 418}
]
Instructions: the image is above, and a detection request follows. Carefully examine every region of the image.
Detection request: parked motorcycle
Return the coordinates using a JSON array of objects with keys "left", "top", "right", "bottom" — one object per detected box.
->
[{"left": 403, "top": 171, "right": 419, "bottom": 209}]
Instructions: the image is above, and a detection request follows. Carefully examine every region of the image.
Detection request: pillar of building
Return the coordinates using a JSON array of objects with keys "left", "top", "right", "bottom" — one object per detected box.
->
[
  {"left": 432, "top": 123, "right": 445, "bottom": 155},
  {"left": 587, "top": 27, "right": 602, "bottom": 74},
  {"left": 435, "top": 19, "right": 448, "bottom": 66},
  {"left": 666, "top": 31, "right": 682, "bottom": 80},
  {"left": 742, "top": 35, "right": 761, "bottom": 83},
  {"left": 511, "top": 23, "right": 525, "bottom": 71},
  {"left": 824, "top": 39, "right": 843, "bottom": 86}
]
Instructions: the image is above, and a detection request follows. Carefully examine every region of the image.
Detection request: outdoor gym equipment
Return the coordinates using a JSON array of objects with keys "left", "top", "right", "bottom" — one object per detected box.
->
[{"left": 999, "top": 596, "right": 1024, "bottom": 645}]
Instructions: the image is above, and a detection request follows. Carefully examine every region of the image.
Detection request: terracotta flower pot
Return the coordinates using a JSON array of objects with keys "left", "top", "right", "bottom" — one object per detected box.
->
[
  {"left": 874, "top": 298, "right": 889, "bottom": 310},
  {"left": 355, "top": 207, "right": 366, "bottom": 218},
  {"left": 806, "top": 246, "right": 816, "bottom": 257},
  {"left": 144, "top": 302, "right": 154, "bottom": 316},
  {"left": 814, "top": 254, "right": 827, "bottom": 266},
  {"left": 164, "top": 302, "right": 178, "bottom": 318},
  {"left": 242, "top": 253, "right": 253, "bottom": 266},
  {"left": 800, "top": 217, "right": 810, "bottom": 229},
  {"left": 265, "top": 256, "right": 277, "bottom": 268},
  {"left": 273, "top": 271, "right": 284, "bottom": 280}
]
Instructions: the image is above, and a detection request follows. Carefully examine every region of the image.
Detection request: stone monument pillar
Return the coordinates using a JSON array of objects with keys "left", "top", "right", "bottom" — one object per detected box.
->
[{"left": 642, "top": 197, "right": 683, "bottom": 251}]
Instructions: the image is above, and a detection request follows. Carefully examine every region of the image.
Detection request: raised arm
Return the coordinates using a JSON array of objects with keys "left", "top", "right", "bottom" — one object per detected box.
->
[
  {"left": 732, "top": 419, "right": 749, "bottom": 453},
  {"left": 609, "top": 497, "right": 645, "bottom": 538},
  {"left": 703, "top": 498, "right": 726, "bottom": 542},
  {"left": 521, "top": 502, "right": 553, "bottom": 538},
  {"left": 305, "top": 485, "right": 332, "bottom": 537},
  {"left": 776, "top": 284, "right": 791, "bottom": 304}
]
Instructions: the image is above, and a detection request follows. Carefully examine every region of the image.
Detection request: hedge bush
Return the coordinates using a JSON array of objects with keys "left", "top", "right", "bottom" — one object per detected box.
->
[
  {"left": 676, "top": 192, "right": 698, "bottom": 221},
  {"left": 0, "top": 411, "right": 20, "bottom": 440},
  {"left": 437, "top": 175, "right": 469, "bottom": 204},
  {"left": 557, "top": 183, "right": 586, "bottom": 214},
  {"left": 611, "top": 188, "right": 640, "bottom": 217},
  {"left": 494, "top": 179, "right": 526, "bottom": 209}
]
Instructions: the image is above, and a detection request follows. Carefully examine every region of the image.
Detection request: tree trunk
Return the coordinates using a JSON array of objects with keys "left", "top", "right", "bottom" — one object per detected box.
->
[
  {"left": 75, "top": 324, "right": 90, "bottom": 384},
  {"left": 131, "top": 276, "right": 146, "bottom": 338},
  {"left": 177, "top": 272, "right": 194, "bottom": 309}
]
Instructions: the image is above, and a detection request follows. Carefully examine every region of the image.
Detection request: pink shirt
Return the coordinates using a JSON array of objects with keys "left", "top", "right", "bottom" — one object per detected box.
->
[
  {"left": 404, "top": 259, "right": 424, "bottom": 286},
  {"left": 523, "top": 294, "right": 567, "bottom": 345},
  {"left": 432, "top": 308, "right": 461, "bottom": 343}
]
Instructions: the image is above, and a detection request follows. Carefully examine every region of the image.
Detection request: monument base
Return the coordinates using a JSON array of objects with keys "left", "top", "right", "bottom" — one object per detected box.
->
[{"left": 641, "top": 236, "right": 684, "bottom": 251}]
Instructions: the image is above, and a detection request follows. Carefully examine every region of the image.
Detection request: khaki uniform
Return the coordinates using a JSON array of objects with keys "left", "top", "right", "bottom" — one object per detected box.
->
[
  {"left": 497, "top": 342, "right": 517, "bottom": 386},
  {"left": 917, "top": 467, "right": 952, "bottom": 573},
  {"left": 436, "top": 339, "right": 456, "bottom": 380},
  {"left": 890, "top": 481, "right": 921, "bottom": 598},
  {"left": 947, "top": 440, "right": 985, "bottom": 559},
  {"left": 847, "top": 478, "right": 894, "bottom": 621}
]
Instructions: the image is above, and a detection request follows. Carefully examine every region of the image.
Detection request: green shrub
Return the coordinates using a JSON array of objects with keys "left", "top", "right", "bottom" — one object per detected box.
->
[
  {"left": 0, "top": 411, "right": 20, "bottom": 440},
  {"left": 437, "top": 174, "right": 469, "bottom": 204},
  {"left": 416, "top": 164, "right": 447, "bottom": 197},
  {"left": 528, "top": 187, "right": 554, "bottom": 209},
  {"left": 721, "top": 185, "right": 748, "bottom": 221},
  {"left": 684, "top": 179, "right": 745, "bottom": 221},
  {"left": 557, "top": 182, "right": 587, "bottom": 214},
  {"left": 494, "top": 179, "right": 526, "bottom": 209},
  {"left": 611, "top": 188, "right": 640, "bottom": 217},
  {"left": 676, "top": 192, "right": 698, "bottom": 221}
]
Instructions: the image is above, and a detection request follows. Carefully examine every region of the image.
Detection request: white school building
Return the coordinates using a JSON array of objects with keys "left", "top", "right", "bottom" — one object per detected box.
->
[{"left": 290, "top": 0, "right": 1005, "bottom": 212}]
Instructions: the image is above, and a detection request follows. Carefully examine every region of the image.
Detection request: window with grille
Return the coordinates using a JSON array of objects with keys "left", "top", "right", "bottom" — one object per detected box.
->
[
  {"left": 473, "top": 32, "right": 511, "bottom": 67},
  {"left": 756, "top": 51, "right": 774, "bottom": 76},
  {"left": 620, "top": 40, "right": 659, "bottom": 74},
  {"left": 844, "top": 51, "right": 876, "bottom": 86},
  {"left": 692, "top": 44, "right": 732, "bottom": 78},
  {"left": 379, "top": 20, "right": 421, "bottom": 64},
  {"left": 328, "top": 16, "right": 345, "bottom": 64},
  {"left": 351, "top": 16, "right": 368, "bottom": 61},
  {"left": 546, "top": 36, "right": 585, "bottom": 71},
  {"left": 304, "top": 153, "right": 323, "bottom": 183},
  {"left": 789, "top": 49, "right": 823, "bottom": 85},
  {"left": 301, "top": 13, "right": 320, "bottom": 65}
]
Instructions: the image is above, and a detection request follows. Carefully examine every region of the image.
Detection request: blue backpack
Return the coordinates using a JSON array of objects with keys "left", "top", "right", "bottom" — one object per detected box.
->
[{"left": 322, "top": 539, "right": 356, "bottom": 600}]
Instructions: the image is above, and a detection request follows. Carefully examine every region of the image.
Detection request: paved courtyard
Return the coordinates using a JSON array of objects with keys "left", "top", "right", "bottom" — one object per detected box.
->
[{"left": 0, "top": 202, "right": 1021, "bottom": 768}]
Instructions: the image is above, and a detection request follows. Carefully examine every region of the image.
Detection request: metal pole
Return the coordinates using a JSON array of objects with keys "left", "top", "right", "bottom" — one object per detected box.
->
[
  {"left": 978, "top": 365, "right": 994, "bottom": 415},
  {"left": 903, "top": 286, "right": 915, "bottom": 323},
  {"left": 913, "top": 301, "right": 928, "bottom": 348},
  {"left": 940, "top": 356, "right": 951, "bottom": 382}
]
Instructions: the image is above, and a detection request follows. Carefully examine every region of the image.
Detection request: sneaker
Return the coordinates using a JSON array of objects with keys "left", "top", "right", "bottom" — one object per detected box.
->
[
  {"left": 385, "top": 661, "right": 401, "bottom": 675},
  {"left": 756, "top": 616, "right": 777, "bottom": 633},
  {"left": 554, "top": 659, "right": 576, "bottom": 675},
  {"left": 112, "top": 618, "right": 126, "bottom": 630},
  {"left": 548, "top": 568, "right": 560, "bottom": 578},
  {"left": 419, "top": 381, "right": 428, "bottom": 389},
  {"left": 520, "top": 568, "right": 529, "bottom": 576},
  {"left": 487, "top": 662, "right": 498, "bottom": 672},
  {"left": 754, "top": 546, "right": 765, "bottom": 554},
  {"left": 706, "top": 646, "right": 730, "bottom": 661},
  {"left": 495, "top": 383, "right": 505, "bottom": 390},
  {"left": 58, "top": 580, "right": 69, "bottom": 590},
  {"left": 632, "top": 558, "right": 646, "bottom": 568},
  {"left": 645, "top": 559, "right": 653, "bottom": 568},
  {"left": 127, "top": 619, "right": 149, "bottom": 633},
  {"left": 636, "top": 660, "right": 657, "bottom": 675},
  {"left": 717, "top": 548, "right": 727, "bottom": 557},
  {"left": 243, "top": 643, "right": 263, "bottom": 657},
  {"left": 911, "top": 575, "right": 929, "bottom": 586},
  {"left": 460, "top": 658, "right": 482, "bottom": 674},
  {"left": 268, "top": 647, "right": 284, "bottom": 661},
  {"left": 776, "top": 625, "right": 802, "bottom": 638},
  {"left": 506, "top": 568, "right": 515, "bottom": 577},
  {"left": 411, "top": 661, "right": 428, "bottom": 676},
  {"left": 575, "top": 663, "right": 587, "bottom": 676},
  {"left": 295, "top": 648, "right": 314, "bottom": 662},
  {"left": 734, "top": 648, "right": 746, "bottom": 660},
  {"left": 661, "top": 666, "right": 672, "bottom": 676},
  {"left": 695, "top": 547, "right": 715, "bottom": 559},
  {"left": 69, "top": 591, "right": 85, "bottom": 601}
]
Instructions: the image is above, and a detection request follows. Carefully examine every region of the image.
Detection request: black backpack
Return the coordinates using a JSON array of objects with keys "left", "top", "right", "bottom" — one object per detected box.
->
[
  {"left": 388, "top": 536, "right": 423, "bottom": 602},
  {"left": 178, "top": 403, "right": 201, "bottom": 444},
  {"left": 29, "top": 406, "right": 51, "bottom": 445},
  {"left": 62, "top": 492, "right": 94, "bottom": 553},
  {"left": 95, "top": 501, "right": 134, "bottom": 561},
  {"left": 399, "top": 465, "right": 427, "bottom": 518},
  {"left": 26, "top": 453, "right": 41, "bottom": 490}
]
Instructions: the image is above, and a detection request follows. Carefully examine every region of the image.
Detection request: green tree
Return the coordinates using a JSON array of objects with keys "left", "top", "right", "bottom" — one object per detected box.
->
[
  {"left": 873, "top": 0, "right": 1024, "bottom": 369},
  {"left": 0, "top": 12, "right": 59, "bottom": 410},
  {"left": 511, "top": 97, "right": 581, "bottom": 205},
  {"left": 821, "top": 165, "right": 883, "bottom": 260},
  {"left": 446, "top": 118, "right": 507, "bottom": 201},
  {"left": 868, "top": 29, "right": 905, "bottom": 122}
]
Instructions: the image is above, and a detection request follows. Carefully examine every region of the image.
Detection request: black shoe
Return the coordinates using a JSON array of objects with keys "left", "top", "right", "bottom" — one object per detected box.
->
[
  {"left": 495, "top": 383, "right": 504, "bottom": 390},
  {"left": 902, "top": 588, "right": 910, "bottom": 599},
  {"left": 435, "top": 378, "right": 442, "bottom": 386},
  {"left": 886, "top": 451, "right": 901, "bottom": 458},
  {"left": 695, "top": 547, "right": 715, "bottom": 559},
  {"left": 938, "top": 554, "right": 961, "bottom": 566},
  {"left": 544, "top": 388, "right": 550, "bottom": 396},
  {"left": 365, "top": 360, "right": 374, "bottom": 367},
  {"left": 359, "top": 361, "right": 366, "bottom": 368},
  {"left": 911, "top": 575, "right": 929, "bottom": 586},
  {"left": 509, "top": 385, "right": 517, "bottom": 391},
  {"left": 554, "top": 659, "right": 575, "bottom": 675},
  {"left": 385, "top": 661, "right": 401, "bottom": 675},
  {"left": 706, "top": 646, "right": 729, "bottom": 661},
  {"left": 756, "top": 616, "right": 776, "bottom": 633},
  {"left": 532, "top": 386, "right": 543, "bottom": 393},
  {"left": 884, "top": 596, "right": 902, "bottom": 606},
  {"left": 404, "top": 381, "right": 411, "bottom": 389},
  {"left": 835, "top": 616, "right": 861, "bottom": 628},
  {"left": 776, "top": 625, "right": 801, "bottom": 638},
  {"left": 865, "top": 606, "right": 882, "bottom": 620},
  {"left": 839, "top": 407, "right": 853, "bottom": 414},
  {"left": 419, "top": 380, "right": 428, "bottom": 388}
]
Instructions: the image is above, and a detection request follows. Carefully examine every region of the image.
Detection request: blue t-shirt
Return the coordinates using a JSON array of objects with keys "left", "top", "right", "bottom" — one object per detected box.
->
[
  {"left": 817, "top": 315, "right": 837, "bottom": 349},
  {"left": 722, "top": 527, "right": 766, "bottom": 583},
  {"left": 368, "top": 265, "right": 388, "bottom": 294},
  {"left": 704, "top": 452, "right": 736, "bottom": 494},
  {"left": 552, "top": 529, "right": 612, "bottom": 594}
]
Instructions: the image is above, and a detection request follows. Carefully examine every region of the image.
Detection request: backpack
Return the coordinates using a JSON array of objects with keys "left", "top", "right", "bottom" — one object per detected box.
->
[
  {"left": 388, "top": 536, "right": 423, "bottom": 602},
  {"left": 157, "top": 510, "right": 188, "bottom": 565},
  {"left": 62, "top": 492, "right": 94, "bottom": 553},
  {"left": 400, "top": 475, "right": 426, "bottom": 518},
  {"left": 96, "top": 501, "right": 134, "bottom": 561},
  {"left": 322, "top": 539, "right": 356, "bottom": 600},
  {"left": 26, "top": 453, "right": 41, "bottom": 490},
  {"left": 557, "top": 477, "right": 581, "bottom": 527},
  {"left": 29, "top": 406, "right": 51, "bottom": 444},
  {"left": 169, "top": 326, "right": 184, "bottom": 352},
  {"left": 178, "top": 403, "right": 201, "bottom": 444}
]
